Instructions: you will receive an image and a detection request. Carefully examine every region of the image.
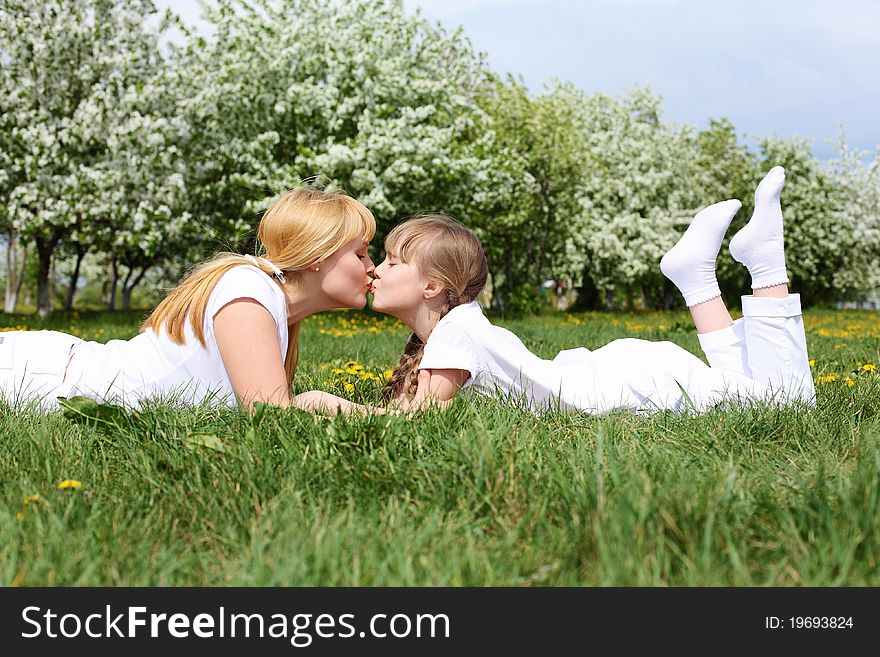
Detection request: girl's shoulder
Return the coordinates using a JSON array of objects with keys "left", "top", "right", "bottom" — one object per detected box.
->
[
  {"left": 426, "top": 301, "right": 498, "bottom": 352},
  {"left": 435, "top": 301, "right": 488, "bottom": 330}
]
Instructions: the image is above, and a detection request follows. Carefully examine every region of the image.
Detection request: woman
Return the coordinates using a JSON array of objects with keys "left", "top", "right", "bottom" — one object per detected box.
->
[
  {"left": 301, "top": 166, "right": 815, "bottom": 416},
  {"left": 0, "top": 187, "right": 376, "bottom": 412}
]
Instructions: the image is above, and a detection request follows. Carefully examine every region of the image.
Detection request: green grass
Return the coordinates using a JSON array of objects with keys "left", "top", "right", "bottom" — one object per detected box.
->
[{"left": 1, "top": 306, "right": 879, "bottom": 585}]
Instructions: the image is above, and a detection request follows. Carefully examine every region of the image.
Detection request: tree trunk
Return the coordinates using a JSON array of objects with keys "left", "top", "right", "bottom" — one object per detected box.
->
[
  {"left": 640, "top": 284, "right": 651, "bottom": 310},
  {"left": 535, "top": 180, "right": 553, "bottom": 295},
  {"left": 4, "top": 230, "right": 28, "bottom": 313},
  {"left": 48, "top": 259, "right": 57, "bottom": 313},
  {"left": 604, "top": 286, "right": 615, "bottom": 310},
  {"left": 35, "top": 236, "right": 57, "bottom": 318},
  {"left": 107, "top": 260, "right": 118, "bottom": 311},
  {"left": 121, "top": 265, "right": 148, "bottom": 311},
  {"left": 62, "top": 245, "right": 87, "bottom": 311},
  {"left": 663, "top": 278, "right": 674, "bottom": 311}
]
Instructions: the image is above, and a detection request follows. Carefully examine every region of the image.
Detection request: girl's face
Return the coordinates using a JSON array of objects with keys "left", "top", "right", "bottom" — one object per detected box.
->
[
  {"left": 370, "top": 251, "right": 429, "bottom": 318},
  {"left": 316, "top": 239, "right": 375, "bottom": 309}
]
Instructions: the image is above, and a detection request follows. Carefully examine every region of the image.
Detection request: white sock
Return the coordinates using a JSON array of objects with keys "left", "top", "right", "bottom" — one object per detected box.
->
[
  {"left": 660, "top": 200, "right": 741, "bottom": 307},
  {"left": 728, "top": 166, "right": 790, "bottom": 289}
]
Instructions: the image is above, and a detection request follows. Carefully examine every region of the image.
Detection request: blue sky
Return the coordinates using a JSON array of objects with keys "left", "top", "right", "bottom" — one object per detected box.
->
[{"left": 158, "top": 0, "right": 880, "bottom": 160}]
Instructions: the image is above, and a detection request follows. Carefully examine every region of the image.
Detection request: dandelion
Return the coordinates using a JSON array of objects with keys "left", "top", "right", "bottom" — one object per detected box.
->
[
  {"left": 845, "top": 376, "right": 855, "bottom": 387},
  {"left": 15, "top": 512, "right": 25, "bottom": 521},
  {"left": 384, "top": 370, "right": 393, "bottom": 379},
  {"left": 808, "top": 359, "right": 815, "bottom": 368},
  {"left": 344, "top": 383, "right": 355, "bottom": 393},
  {"left": 22, "top": 494, "right": 42, "bottom": 506},
  {"left": 58, "top": 479, "right": 82, "bottom": 490},
  {"left": 344, "top": 361, "right": 358, "bottom": 368},
  {"left": 863, "top": 364, "right": 876, "bottom": 373}
]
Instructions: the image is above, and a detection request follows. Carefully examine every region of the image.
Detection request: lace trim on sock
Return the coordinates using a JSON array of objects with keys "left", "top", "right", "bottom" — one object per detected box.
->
[
  {"left": 686, "top": 291, "right": 722, "bottom": 308},
  {"left": 752, "top": 278, "right": 790, "bottom": 290}
]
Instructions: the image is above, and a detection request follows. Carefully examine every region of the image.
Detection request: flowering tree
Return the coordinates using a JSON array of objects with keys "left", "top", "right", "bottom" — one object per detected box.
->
[
  {"left": 166, "top": 0, "right": 490, "bottom": 262},
  {"left": 574, "top": 87, "right": 698, "bottom": 309},
  {"left": 464, "top": 77, "right": 588, "bottom": 313},
  {"left": 826, "top": 136, "right": 880, "bottom": 302},
  {"left": 757, "top": 136, "right": 849, "bottom": 304},
  {"left": 0, "top": 0, "right": 185, "bottom": 315}
]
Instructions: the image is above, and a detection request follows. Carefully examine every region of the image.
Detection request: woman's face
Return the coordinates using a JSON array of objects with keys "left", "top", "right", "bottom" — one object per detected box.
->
[
  {"left": 316, "top": 239, "right": 375, "bottom": 309},
  {"left": 369, "top": 251, "right": 429, "bottom": 318}
]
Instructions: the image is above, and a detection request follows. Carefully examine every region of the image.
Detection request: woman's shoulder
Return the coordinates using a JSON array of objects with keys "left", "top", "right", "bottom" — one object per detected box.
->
[{"left": 208, "top": 265, "right": 287, "bottom": 322}]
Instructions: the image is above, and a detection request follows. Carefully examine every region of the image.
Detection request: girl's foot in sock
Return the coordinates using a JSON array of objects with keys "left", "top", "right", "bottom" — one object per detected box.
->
[
  {"left": 660, "top": 199, "right": 742, "bottom": 307},
  {"left": 728, "top": 166, "right": 790, "bottom": 289}
]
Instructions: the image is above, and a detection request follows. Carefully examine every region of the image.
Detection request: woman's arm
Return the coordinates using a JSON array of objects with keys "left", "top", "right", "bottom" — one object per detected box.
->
[
  {"left": 291, "top": 390, "right": 387, "bottom": 416},
  {"left": 213, "top": 298, "right": 291, "bottom": 410},
  {"left": 293, "top": 368, "right": 467, "bottom": 417}
]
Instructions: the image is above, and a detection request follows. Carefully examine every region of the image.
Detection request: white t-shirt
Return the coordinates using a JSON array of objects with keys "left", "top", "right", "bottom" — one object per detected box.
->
[
  {"left": 64, "top": 265, "right": 289, "bottom": 408},
  {"left": 418, "top": 301, "right": 764, "bottom": 415}
]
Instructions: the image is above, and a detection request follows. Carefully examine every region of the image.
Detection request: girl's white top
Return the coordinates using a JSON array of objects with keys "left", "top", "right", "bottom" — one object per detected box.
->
[
  {"left": 418, "top": 301, "right": 760, "bottom": 415},
  {"left": 64, "top": 265, "right": 289, "bottom": 408}
]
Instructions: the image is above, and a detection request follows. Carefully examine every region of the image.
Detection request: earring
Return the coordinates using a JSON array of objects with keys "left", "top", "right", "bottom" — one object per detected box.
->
[{"left": 315, "top": 267, "right": 320, "bottom": 272}]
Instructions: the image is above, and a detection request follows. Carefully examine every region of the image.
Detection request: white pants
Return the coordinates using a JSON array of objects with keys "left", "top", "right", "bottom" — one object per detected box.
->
[
  {"left": 696, "top": 293, "right": 816, "bottom": 407},
  {"left": 0, "top": 330, "right": 83, "bottom": 411}
]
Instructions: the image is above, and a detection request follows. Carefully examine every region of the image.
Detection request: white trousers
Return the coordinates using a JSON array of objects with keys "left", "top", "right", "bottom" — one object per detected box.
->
[
  {"left": 0, "top": 330, "right": 83, "bottom": 411},
  {"left": 696, "top": 293, "right": 816, "bottom": 407}
]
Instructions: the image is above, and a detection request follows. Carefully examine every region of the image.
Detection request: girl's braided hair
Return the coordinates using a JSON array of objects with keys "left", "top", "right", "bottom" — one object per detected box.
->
[{"left": 380, "top": 215, "right": 488, "bottom": 402}]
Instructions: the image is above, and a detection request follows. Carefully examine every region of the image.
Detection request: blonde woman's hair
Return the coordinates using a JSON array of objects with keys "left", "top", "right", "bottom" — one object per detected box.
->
[
  {"left": 141, "top": 187, "right": 376, "bottom": 389},
  {"left": 381, "top": 215, "right": 488, "bottom": 402}
]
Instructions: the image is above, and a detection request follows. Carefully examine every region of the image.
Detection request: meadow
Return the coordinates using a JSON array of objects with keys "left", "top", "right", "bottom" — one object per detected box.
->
[{"left": 1, "top": 305, "right": 878, "bottom": 586}]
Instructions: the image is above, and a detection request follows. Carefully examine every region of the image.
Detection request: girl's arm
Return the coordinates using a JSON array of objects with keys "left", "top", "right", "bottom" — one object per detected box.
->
[{"left": 403, "top": 368, "right": 469, "bottom": 412}]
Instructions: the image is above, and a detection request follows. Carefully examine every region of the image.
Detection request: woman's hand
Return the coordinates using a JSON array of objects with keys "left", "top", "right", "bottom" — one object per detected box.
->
[{"left": 291, "top": 390, "right": 387, "bottom": 416}]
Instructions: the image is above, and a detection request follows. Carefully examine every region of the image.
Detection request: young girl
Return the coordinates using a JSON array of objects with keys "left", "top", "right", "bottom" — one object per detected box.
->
[
  {"left": 362, "top": 166, "right": 815, "bottom": 416},
  {"left": 0, "top": 187, "right": 377, "bottom": 412}
]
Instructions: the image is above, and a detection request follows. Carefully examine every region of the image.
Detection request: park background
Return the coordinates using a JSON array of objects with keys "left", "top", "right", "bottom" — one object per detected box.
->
[
  {"left": 1, "top": 0, "right": 879, "bottom": 586},
  {"left": 2, "top": 0, "right": 879, "bottom": 317}
]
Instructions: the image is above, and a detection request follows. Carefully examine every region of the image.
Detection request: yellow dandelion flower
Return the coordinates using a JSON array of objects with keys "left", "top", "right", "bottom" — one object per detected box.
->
[
  {"left": 332, "top": 368, "right": 345, "bottom": 374},
  {"left": 344, "top": 383, "right": 355, "bottom": 393},
  {"left": 22, "top": 494, "right": 41, "bottom": 506},
  {"left": 845, "top": 377, "right": 855, "bottom": 387},
  {"left": 863, "top": 364, "right": 876, "bottom": 373},
  {"left": 351, "top": 365, "right": 364, "bottom": 372},
  {"left": 16, "top": 511, "right": 25, "bottom": 521},
  {"left": 384, "top": 370, "right": 394, "bottom": 379},
  {"left": 344, "top": 360, "right": 358, "bottom": 368},
  {"left": 58, "top": 479, "right": 82, "bottom": 490},
  {"left": 808, "top": 359, "right": 815, "bottom": 368}
]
